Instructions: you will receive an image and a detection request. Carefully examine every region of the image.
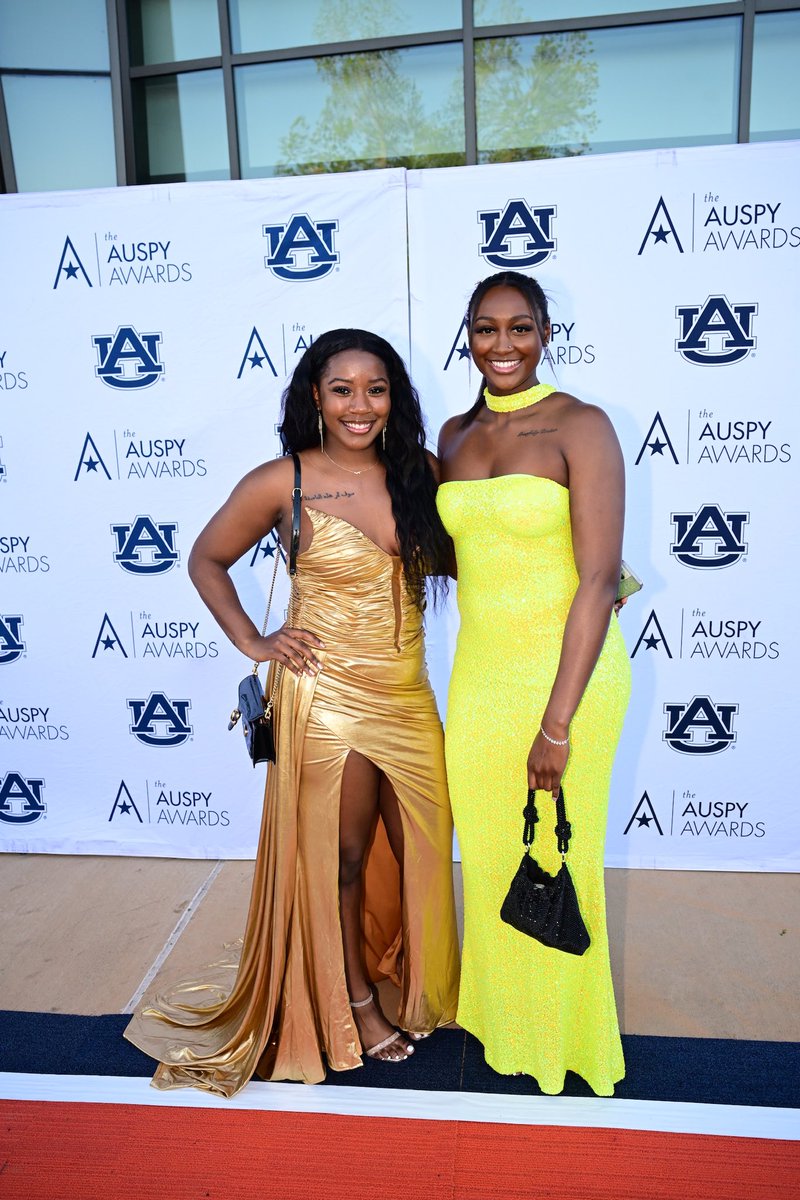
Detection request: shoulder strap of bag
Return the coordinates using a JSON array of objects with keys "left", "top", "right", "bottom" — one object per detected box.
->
[
  {"left": 289, "top": 451, "right": 301, "bottom": 576},
  {"left": 251, "top": 452, "right": 302, "bottom": 673},
  {"left": 523, "top": 787, "right": 573, "bottom": 859}
]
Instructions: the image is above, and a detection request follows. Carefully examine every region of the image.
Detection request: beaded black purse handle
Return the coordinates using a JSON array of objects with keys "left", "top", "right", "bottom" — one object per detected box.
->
[{"left": 522, "top": 786, "right": 573, "bottom": 860}]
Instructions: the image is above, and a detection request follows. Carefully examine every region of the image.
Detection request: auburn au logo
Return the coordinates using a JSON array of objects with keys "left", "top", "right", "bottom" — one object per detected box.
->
[
  {"left": 92, "top": 325, "right": 164, "bottom": 389},
  {"left": 670, "top": 504, "right": 748, "bottom": 569},
  {"left": 111, "top": 516, "right": 179, "bottom": 576},
  {"left": 0, "top": 615, "right": 25, "bottom": 664},
  {"left": 663, "top": 696, "right": 738, "bottom": 755},
  {"left": 478, "top": 199, "right": 556, "bottom": 269},
  {"left": 128, "top": 692, "right": 192, "bottom": 747},
  {"left": 675, "top": 296, "right": 757, "bottom": 365},
  {"left": 262, "top": 214, "right": 339, "bottom": 281},
  {"left": 0, "top": 772, "right": 46, "bottom": 824}
]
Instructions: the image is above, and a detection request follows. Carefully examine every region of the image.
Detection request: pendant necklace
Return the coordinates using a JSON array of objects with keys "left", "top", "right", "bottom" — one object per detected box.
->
[{"left": 322, "top": 448, "right": 380, "bottom": 476}]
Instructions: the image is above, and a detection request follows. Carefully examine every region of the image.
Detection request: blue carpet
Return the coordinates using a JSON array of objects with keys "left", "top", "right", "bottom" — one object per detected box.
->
[{"left": 1, "top": 1011, "right": 798, "bottom": 1108}]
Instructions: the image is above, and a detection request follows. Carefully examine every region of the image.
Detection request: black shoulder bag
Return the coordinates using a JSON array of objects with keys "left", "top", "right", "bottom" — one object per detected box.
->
[
  {"left": 500, "top": 787, "right": 590, "bottom": 956},
  {"left": 228, "top": 453, "right": 302, "bottom": 766}
]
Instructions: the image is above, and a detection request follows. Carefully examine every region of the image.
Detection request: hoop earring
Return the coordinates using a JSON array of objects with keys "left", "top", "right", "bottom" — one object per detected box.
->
[
  {"left": 317, "top": 410, "right": 324, "bottom": 452},
  {"left": 382, "top": 423, "right": 387, "bottom": 452}
]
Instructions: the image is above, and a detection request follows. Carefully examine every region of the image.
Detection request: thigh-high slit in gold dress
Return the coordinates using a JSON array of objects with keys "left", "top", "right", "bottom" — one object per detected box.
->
[{"left": 124, "top": 507, "right": 460, "bottom": 1095}]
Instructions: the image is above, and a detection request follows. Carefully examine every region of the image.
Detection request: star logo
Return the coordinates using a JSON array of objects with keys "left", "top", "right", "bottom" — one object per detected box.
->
[
  {"left": 92, "top": 613, "right": 129, "bottom": 659},
  {"left": 237, "top": 327, "right": 277, "bottom": 380},
  {"left": 444, "top": 316, "right": 471, "bottom": 371},
  {"left": 624, "top": 792, "right": 664, "bottom": 835},
  {"left": 631, "top": 610, "right": 673, "bottom": 660},
  {"left": 53, "top": 236, "right": 93, "bottom": 288},
  {"left": 634, "top": 413, "right": 679, "bottom": 466},
  {"left": 108, "top": 781, "right": 143, "bottom": 822},
  {"left": 249, "top": 532, "right": 282, "bottom": 567},
  {"left": 74, "top": 432, "right": 112, "bottom": 482},
  {"left": 637, "top": 198, "right": 684, "bottom": 255}
]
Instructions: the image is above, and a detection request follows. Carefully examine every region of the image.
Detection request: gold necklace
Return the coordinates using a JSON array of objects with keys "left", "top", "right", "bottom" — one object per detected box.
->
[{"left": 322, "top": 447, "right": 380, "bottom": 476}]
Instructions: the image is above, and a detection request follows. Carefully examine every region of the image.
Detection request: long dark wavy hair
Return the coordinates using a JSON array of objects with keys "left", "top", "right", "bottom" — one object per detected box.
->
[
  {"left": 280, "top": 329, "right": 450, "bottom": 608},
  {"left": 460, "top": 271, "right": 552, "bottom": 428}
]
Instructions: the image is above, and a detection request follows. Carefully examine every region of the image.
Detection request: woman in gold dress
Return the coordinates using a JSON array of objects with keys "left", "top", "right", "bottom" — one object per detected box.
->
[
  {"left": 437, "top": 272, "right": 631, "bottom": 1096},
  {"left": 125, "top": 330, "right": 459, "bottom": 1094}
]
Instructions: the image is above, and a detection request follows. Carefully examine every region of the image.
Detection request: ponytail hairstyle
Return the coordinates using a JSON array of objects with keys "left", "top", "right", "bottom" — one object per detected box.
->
[
  {"left": 280, "top": 329, "right": 450, "bottom": 608},
  {"left": 459, "top": 271, "right": 551, "bottom": 428}
]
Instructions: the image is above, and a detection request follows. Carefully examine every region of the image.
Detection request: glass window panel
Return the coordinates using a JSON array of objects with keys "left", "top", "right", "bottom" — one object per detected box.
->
[
  {"left": 475, "top": 1, "right": 713, "bottom": 25},
  {"left": 235, "top": 43, "right": 464, "bottom": 176},
  {"left": 127, "top": 0, "right": 220, "bottom": 66},
  {"left": 750, "top": 12, "right": 800, "bottom": 143},
  {"left": 230, "top": 0, "right": 462, "bottom": 53},
  {"left": 0, "top": 0, "right": 109, "bottom": 70},
  {"left": 133, "top": 69, "right": 229, "bottom": 183},
  {"left": 3, "top": 74, "right": 116, "bottom": 191},
  {"left": 476, "top": 18, "right": 739, "bottom": 162}
]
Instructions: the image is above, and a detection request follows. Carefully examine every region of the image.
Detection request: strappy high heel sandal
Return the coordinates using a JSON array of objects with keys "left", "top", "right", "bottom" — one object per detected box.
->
[{"left": 350, "top": 991, "right": 414, "bottom": 1061}]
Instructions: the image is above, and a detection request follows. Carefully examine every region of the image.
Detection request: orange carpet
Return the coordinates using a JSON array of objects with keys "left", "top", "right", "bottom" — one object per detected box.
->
[{"left": 2, "top": 1101, "right": 798, "bottom": 1200}]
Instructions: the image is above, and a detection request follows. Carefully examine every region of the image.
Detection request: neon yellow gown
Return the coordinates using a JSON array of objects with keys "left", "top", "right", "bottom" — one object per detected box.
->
[{"left": 437, "top": 472, "right": 630, "bottom": 1095}]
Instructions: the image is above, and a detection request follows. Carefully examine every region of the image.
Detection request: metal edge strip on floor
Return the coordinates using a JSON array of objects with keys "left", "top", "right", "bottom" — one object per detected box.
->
[
  {"left": 1, "top": 1073, "right": 797, "bottom": 1141},
  {"left": 122, "top": 860, "right": 224, "bottom": 1015}
]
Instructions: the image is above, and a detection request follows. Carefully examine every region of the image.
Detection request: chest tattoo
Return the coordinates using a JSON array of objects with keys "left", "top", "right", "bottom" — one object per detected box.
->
[
  {"left": 303, "top": 489, "right": 355, "bottom": 501},
  {"left": 517, "top": 427, "right": 558, "bottom": 438}
]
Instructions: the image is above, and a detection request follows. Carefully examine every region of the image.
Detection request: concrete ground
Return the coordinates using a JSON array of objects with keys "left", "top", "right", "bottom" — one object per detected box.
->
[{"left": 1, "top": 856, "right": 797, "bottom": 1042}]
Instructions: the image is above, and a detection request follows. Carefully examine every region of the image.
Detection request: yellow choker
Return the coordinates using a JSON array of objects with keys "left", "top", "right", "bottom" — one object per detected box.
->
[{"left": 484, "top": 382, "right": 556, "bottom": 412}]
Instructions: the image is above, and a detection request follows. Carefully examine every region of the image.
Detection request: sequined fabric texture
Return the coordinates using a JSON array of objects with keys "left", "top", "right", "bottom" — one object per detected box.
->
[
  {"left": 437, "top": 474, "right": 631, "bottom": 1096},
  {"left": 124, "top": 507, "right": 460, "bottom": 1095}
]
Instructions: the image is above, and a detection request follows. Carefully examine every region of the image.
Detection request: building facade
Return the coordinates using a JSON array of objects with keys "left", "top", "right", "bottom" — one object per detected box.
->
[{"left": 1, "top": 0, "right": 798, "bottom": 193}]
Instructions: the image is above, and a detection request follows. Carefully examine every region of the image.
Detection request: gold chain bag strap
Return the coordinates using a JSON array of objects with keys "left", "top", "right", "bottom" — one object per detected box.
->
[{"left": 228, "top": 453, "right": 302, "bottom": 765}]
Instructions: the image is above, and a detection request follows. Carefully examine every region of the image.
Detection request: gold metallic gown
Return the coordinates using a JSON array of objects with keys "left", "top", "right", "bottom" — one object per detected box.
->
[
  {"left": 437, "top": 474, "right": 631, "bottom": 1096},
  {"left": 124, "top": 507, "right": 460, "bottom": 1095}
]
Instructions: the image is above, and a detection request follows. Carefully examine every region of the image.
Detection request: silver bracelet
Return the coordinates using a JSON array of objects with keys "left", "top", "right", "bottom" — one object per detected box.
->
[{"left": 540, "top": 725, "right": 569, "bottom": 746}]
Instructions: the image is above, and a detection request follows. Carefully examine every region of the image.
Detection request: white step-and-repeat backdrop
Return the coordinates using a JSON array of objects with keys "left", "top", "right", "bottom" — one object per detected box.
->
[{"left": 1, "top": 142, "right": 797, "bottom": 869}]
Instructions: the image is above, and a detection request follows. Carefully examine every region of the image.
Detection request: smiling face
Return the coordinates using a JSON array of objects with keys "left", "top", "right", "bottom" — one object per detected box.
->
[
  {"left": 312, "top": 349, "right": 391, "bottom": 454},
  {"left": 469, "top": 284, "right": 550, "bottom": 396}
]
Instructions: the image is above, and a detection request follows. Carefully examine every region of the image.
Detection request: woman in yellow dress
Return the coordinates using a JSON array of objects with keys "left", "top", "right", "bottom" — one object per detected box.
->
[
  {"left": 125, "top": 329, "right": 459, "bottom": 1094},
  {"left": 437, "top": 271, "right": 631, "bottom": 1096}
]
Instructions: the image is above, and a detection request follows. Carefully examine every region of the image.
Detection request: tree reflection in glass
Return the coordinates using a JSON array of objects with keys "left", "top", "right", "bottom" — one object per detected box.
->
[
  {"left": 274, "top": 0, "right": 464, "bottom": 174},
  {"left": 476, "top": 28, "right": 599, "bottom": 162}
]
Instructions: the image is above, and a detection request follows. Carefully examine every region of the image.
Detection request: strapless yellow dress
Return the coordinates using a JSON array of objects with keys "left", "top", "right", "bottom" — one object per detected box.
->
[
  {"left": 124, "top": 507, "right": 460, "bottom": 1094},
  {"left": 437, "top": 474, "right": 630, "bottom": 1095}
]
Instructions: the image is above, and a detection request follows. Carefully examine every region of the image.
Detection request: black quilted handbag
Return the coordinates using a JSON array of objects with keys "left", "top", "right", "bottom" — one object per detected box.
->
[{"left": 500, "top": 787, "right": 590, "bottom": 956}]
